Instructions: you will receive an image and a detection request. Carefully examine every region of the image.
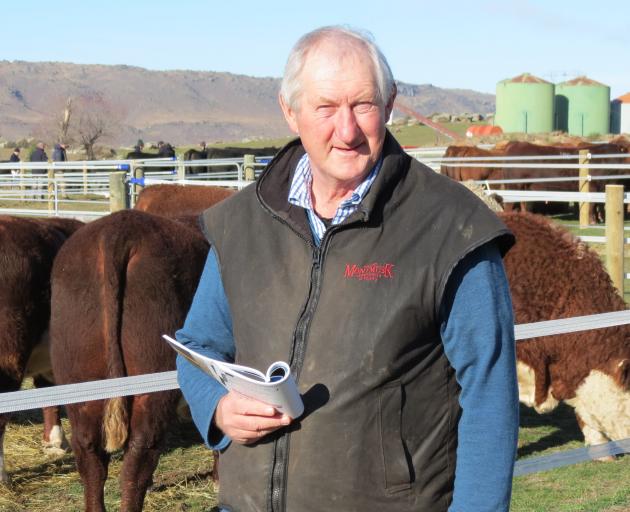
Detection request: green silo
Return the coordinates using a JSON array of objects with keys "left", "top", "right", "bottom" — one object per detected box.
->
[
  {"left": 555, "top": 76, "right": 610, "bottom": 136},
  {"left": 495, "top": 73, "right": 554, "bottom": 133}
]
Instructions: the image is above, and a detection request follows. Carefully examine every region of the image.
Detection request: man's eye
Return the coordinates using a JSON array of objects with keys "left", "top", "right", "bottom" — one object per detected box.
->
[
  {"left": 317, "top": 105, "right": 335, "bottom": 114},
  {"left": 354, "top": 103, "right": 377, "bottom": 114}
]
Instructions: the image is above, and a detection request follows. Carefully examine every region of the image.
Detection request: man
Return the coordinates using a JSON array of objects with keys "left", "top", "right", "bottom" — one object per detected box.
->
[
  {"left": 30, "top": 142, "right": 48, "bottom": 163},
  {"left": 52, "top": 143, "right": 68, "bottom": 197},
  {"left": 177, "top": 26, "right": 518, "bottom": 512},
  {"left": 9, "top": 147, "right": 20, "bottom": 163},
  {"left": 52, "top": 142, "right": 68, "bottom": 162},
  {"left": 29, "top": 142, "right": 48, "bottom": 197},
  {"left": 157, "top": 140, "right": 175, "bottom": 158},
  {"left": 9, "top": 148, "right": 20, "bottom": 177}
]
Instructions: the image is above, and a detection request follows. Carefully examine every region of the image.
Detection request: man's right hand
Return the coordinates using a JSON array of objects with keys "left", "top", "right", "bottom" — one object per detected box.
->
[{"left": 214, "top": 391, "right": 292, "bottom": 445}]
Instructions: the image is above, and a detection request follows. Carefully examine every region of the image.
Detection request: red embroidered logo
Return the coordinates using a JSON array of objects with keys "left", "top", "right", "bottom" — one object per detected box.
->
[{"left": 344, "top": 263, "right": 395, "bottom": 281}]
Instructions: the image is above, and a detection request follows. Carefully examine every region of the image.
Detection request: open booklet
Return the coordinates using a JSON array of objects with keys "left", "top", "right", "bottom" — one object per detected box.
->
[{"left": 163, "top": 334, "right": 304, "bottom": 419}]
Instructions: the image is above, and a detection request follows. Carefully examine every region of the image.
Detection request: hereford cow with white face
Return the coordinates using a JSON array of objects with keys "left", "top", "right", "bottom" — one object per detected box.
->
[{"left": 500, "top": 211, "right": 630, "bottom": 447}]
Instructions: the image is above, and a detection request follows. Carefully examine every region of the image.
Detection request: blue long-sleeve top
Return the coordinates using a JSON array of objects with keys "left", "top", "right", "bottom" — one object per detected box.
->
[{"left": 176, "top": 241, "right": 518, "bottom": 512}]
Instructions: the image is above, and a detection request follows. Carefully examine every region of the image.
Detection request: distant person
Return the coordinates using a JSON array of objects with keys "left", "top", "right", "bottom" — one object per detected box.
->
[
  {"left": 30, "top": 142, "right": 48, "bottom": 164},
  {"left": 9, "top": 147, "right": 20, "bottom": 178},
  {"left": 52, "top": 142, "right": 68, "bottom": 162},
  {"left": 29, "top": 142, "right": 48, "bottom": 198},
  {"left": 52, "top": 143, "right": 69, "bottom": 197},
  {"left": 134, "top": 139, "right": 145, "bottom": 153},
  {"left": 157, "top": 141, "right": 175, "bottom": 158},
  {"left": 9, "top": 147, "right": 20, "bottom": 163},
  {"left": 199, "top": 141, "right": 208, "bottom": 158}
]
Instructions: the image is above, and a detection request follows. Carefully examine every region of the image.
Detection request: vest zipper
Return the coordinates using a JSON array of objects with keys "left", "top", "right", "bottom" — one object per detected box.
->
[{"left": 269, "top": 231, "right": 333, "bottom": 512}]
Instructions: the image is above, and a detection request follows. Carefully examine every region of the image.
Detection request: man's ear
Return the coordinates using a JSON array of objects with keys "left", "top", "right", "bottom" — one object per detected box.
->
[
  {"left": 384, "top": 83, "right": 397, "bottom": 121},
  {"left": 279, "top": 94, "right": 299, "bottom": 135}
]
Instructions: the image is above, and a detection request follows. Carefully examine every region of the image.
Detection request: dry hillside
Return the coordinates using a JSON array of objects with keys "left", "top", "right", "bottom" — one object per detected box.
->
[{"left": 0, "top": 60, "right": 494, "bottom": 145}]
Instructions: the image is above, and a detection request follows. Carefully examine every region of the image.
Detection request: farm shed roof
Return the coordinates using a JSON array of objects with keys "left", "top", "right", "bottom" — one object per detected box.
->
[{"left": 466, "top": 125, "right": 503, "bottom": 137}]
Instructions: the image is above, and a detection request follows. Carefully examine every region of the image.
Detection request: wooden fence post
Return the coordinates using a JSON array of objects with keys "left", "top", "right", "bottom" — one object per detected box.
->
[
  {"left": 244, "top": 154, "right": 255, "bottom": 181},
  {"left": 133, "top": 164, "right": 144, "bottom": 207},
  {"left": 20, "top": 167, "right": 28, "bottom": 200},
  {"left": 109, "top": 171, "right": 129, "bottom": 212},
  {"left": 605, "top": 184, "right": 624, "bottom": 294},
  {"left": 83, "top": 163, "right": 89, "bottom": 195},
  {"left": 578, "top": 149, "right": 590, "bottom": 227},
  {"left": 47, "top": 168, "right": 55, "bottom": 214}
]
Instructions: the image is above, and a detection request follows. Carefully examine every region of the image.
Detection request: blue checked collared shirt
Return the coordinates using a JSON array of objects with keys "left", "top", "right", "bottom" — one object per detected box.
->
[{"left": 288, "top": 153, "right": 382, "bottom": 245}]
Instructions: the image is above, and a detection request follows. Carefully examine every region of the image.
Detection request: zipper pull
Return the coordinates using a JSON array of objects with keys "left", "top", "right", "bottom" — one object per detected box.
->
[{"left": 312, "top": 247, "right": 321, "bottom": 267}]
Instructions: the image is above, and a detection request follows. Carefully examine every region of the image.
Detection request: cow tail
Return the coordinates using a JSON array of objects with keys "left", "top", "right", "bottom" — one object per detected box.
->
[{"left": 100, "top": 236, "right": 130, "bottom": 453}]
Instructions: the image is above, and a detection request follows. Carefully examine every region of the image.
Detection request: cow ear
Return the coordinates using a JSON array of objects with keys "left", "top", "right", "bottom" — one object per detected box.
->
[{"left": 615, "top": 359, "right": 630, "bottom": 390}]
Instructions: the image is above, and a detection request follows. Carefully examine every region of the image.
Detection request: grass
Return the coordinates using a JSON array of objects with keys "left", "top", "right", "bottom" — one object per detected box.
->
[
  {"left": 513, "top": 405, "right": 630, "bottom": 511},
  {"left": 389, "top": 121, "right": 477, "bottom": 147},
  {"left": 0, "top": 411, "right": 219, "bottom": 512}
]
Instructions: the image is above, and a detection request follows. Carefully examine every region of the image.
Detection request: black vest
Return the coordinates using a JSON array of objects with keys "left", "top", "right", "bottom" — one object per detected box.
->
[{"left": 202, "top": 133, "right": 514, "bottom": 512}]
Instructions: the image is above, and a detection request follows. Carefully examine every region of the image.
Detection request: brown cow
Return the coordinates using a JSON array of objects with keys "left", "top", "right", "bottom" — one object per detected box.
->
[
  {"left": 0, "top": 215, "right": 83, "bottom": 483},
  {"left": 440, "top": 144, "right": 504, "bottom": 182},
  {"left": 501, "top": 211, "right": 630, "bottom": 447},
  {"left": 134, "top": 184, "right": 235, "bottom": 219},
  {"left": 499, "top": 141, "right": 630, "bottom": 222},
  {"left": 50, "top": 209, "right": 214, "bottom": 512}
]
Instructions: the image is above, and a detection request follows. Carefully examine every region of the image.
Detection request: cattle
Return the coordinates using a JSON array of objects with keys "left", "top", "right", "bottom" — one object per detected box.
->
[
  {"left": 444, "top": 141, "right": 630, "bottom": 223},
  {"left": 205, "top": 146, "right": 279, "bottom": 160},
  {"left": 574, "top": 141, "right": 630, "bottom": 221},
  {"left": 182, "top": 147, "right": 208, "bottom": 174},
  {"left": 500, "top": 211, "right": 630, "bottom": 448},
  {"left": 124, "top": 150, "right": 163, "bottom": 160},
  {"left": 440, "top": 144, "right": 504, "bottom": 182},
  {"left": 134, "top": 184, "right": 235, "bottom": 219},
  {"left": 500, "top": 141, "right": 630, "bottom": 222},
  {"left": 49, "top": 207, "right": 225, "bottom": 511},
  {"left": 0, "top": 215, "right": 83, "bottom": 483},
  {"left": 182, "top": 145, "right": 280, "bottom": 174}
]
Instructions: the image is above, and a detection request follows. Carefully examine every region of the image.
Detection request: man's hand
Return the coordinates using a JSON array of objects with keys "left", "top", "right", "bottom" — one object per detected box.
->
[{"left": 214, "top": 391, "right": 292, "bottom": 445}]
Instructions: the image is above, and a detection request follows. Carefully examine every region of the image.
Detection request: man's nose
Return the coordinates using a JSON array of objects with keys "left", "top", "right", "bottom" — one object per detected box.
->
[{"left": 335, "top": 106, "right": 361, "bottom": 145}]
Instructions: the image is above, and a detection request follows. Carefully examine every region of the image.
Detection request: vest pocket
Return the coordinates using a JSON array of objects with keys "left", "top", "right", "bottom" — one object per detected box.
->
[{"left": 378, "top": 381, "right": 412, "bottom": 493}]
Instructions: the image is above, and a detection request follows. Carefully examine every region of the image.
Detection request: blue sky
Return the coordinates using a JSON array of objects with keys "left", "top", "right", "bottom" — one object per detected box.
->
[{"left": 4, "top": 0, "right": 629, "bottom": 98}]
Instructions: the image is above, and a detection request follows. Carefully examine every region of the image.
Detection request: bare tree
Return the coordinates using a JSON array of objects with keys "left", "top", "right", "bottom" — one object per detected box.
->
[
  {"left": 41, "top": 92, "right": 122, "bottom": 159},
  {"left": 39, "top": 96, "right": 75, "bottom": 145},
  {"left": 77, "top": 109, "right": 107, "bottom": 160},
  {"left": 73, "top": 94, "right": 121, "bottom": 159},
  {"left": 58, "top": 97, "right": 73, "bottom": 144}
]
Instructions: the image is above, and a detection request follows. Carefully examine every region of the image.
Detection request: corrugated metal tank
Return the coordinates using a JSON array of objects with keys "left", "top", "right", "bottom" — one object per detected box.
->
[
  {"left": 611, "top": 92, "right": 630, "bottom": 134},
  {"left": 495, "top": 73, "right": 554, "bottom": 133},
  {"left": 555, "top": 76, "right": 610, "bottom": 136}
]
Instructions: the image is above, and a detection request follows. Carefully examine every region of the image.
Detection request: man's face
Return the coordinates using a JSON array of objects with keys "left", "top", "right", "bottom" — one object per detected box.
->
[{"left": 280, "top": 43, "right": 394, "bottom": 189}]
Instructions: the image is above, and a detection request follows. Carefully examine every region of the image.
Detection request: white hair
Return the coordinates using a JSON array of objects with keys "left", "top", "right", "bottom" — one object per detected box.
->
[{"left": 280, "top": 26, "right": 395, "bottom": 111}]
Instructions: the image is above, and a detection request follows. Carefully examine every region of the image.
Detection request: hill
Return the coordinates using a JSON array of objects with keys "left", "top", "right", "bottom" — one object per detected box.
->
[{"left": 0, "top": 60, "right": 494, "bottom": 146}]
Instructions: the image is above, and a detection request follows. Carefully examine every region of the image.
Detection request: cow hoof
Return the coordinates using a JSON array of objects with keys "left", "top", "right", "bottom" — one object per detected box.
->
[
  {"left": 43, "top": 445, "right": 68, "bottom": 457},
  {"left": 42, "top": 425, "right": 70, "bottom": 456},
  {"left": 594, "top": 454, "right": 616, "bottom": 462}
]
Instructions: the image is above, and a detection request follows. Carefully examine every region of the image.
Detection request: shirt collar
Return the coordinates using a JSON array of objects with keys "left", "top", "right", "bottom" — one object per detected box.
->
[{"left": 288, "top": 154, "right": 382, "bottom": 213}]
